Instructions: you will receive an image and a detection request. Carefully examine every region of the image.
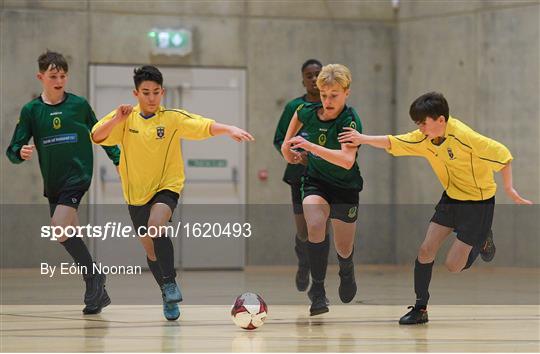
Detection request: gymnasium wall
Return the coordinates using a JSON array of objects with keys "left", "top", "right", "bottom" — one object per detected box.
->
[{"left": 0, "top": 1, "right": 538, "bottom": 267}]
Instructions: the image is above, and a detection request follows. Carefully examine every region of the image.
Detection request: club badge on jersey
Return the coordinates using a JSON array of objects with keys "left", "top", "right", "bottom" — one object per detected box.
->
[
  {"left": 53, "top": 117, "right": 62, "bottom": 130},
  {"left": 447, "top": 147, "right": 455, "bottom": 160},
  {"left": 156, "top": 126, "right": 165, "bottom": 139}
]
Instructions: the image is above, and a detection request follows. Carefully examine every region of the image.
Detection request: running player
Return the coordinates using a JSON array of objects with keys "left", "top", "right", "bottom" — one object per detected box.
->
[
  {"left": 6, "top": 50, "right": 120, "bottom": 314},
  {"left": 282, "top": 64, "right": 363, "bottom": 315},
  {"left": 273, "top": 59, "right": 331, "bottom": 292},
  {"left": 91, "top": 65, "right": 254, "bottom": 321},
  {"left": 338, "top": 91, "right": 532, "bottom": 324}
]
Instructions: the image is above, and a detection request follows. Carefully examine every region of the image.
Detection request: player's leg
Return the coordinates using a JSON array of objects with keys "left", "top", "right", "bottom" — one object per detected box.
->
[
  {"left": 444, "top": 238, "right": 472, "bottom": 272},
  {"left": 329, "top": 188, "right": 360, "bottom": 304},
  {"left": 147, "top": 202, "right": 176, "bottom": 284},
  {"left": 51, "top": 192, "right": 106, "bottom": 314},
  {"left": 147, "top": 201, "right": 181, "bottom": 320},
  {"left": 399, "top": 221, "right": 453, "bottom": 325},
  {"left": 451, "top": 196, "right": 496, "bottom": 271},
  {"left": 331, "top": 218, "right": 357, "bottom": 303},
  {"left": 291, "top": 183, "right": 331, "bottom": 292},
  {"left": 71, "top": 211, "right": 111, "bottom": 312},
  {"left": 303, "top": 194, "right": 331, "bottom": 316},
  {"left": 291, "top": 183, "right": 310, "bottom": 291}
]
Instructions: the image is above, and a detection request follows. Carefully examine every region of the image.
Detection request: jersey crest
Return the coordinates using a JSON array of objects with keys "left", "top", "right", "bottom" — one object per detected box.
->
[
  {"left": 52, "top": 117, "right": 61, "bottom": 130},
  {"left": 318, "top": 133, "right": 327, "bottom": 146},
  {"left": 156, "top": 126, "right": 165, "bottom": 139},
  {"left": 447, "top": 147, "right": 456, "bottom": 160}
]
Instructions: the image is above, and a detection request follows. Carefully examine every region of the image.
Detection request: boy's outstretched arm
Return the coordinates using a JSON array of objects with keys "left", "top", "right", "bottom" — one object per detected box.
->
[
  {"left": 338, "top": 127, "right": 390, "bottom": 149},
  {"left": 209, "top": 122, "right": 254, "bottom": 142},
  {"left": 92, "top": 104, "right": 132, "bottom": 144},
  {"left": 500, "top": 162, "right": 533, "bottom": 204}
]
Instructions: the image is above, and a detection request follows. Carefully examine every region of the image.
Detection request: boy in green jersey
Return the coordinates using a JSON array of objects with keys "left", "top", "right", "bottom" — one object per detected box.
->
[
  {"left": 6, "top": 51, "right": 120, "bottom": 314},
  {"left": 282, "top": 64, "right": 363, "bottom": 315},
  {"left": 273, "top": 59, "right": 331, "bottom": 293},
  {"left": 338, "top": 91, "right": 532, "bottom": 324}
]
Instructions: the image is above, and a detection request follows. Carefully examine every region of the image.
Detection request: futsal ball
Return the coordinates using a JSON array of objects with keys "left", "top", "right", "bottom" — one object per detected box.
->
[{"left": 231, "top": 292, "right": 268, "bottom": 330}]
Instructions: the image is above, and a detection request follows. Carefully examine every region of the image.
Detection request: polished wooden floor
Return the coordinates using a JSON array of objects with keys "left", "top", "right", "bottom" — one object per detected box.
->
[{"left": 1, "top": 265, "right": 539, "bottom": 352}]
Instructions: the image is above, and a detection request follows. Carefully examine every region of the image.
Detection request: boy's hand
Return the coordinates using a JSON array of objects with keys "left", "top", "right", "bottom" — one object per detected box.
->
[
  {"left": 505, "top": 187, "right": 533, "bottom": 205},
  {"left": 338, "top": 127, "right": 363, "bottom": 146},
  {"left": 228, "top": 126, "right": 254, "bottom": 142},
  {"left": 298, "top": 151, "right": 308, "bottom": 166},
  {"left": 288, "top": 136, "right": 313, "bottom": 152},
  {"left": 20, "top": 144, "right": 34, "bottom": 160},
  {"left": 115, "top": 104, "right": 133, "bottom": 121}
]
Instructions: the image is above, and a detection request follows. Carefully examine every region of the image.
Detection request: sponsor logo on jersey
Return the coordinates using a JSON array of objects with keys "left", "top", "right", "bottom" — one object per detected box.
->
[
  {"left": 318, "top": 128, "right": 328, "bottom": 132},
  {"left": 318, "top": 133, "right": 327, "bottom": 146},
  {"left": 71, "top": 197, "right": 78, "bottom": 204},
  {"left": 42, "top": 133, "right": 78, "bottom": 146},
  {"left": 156, "top": 126, "right": 165, "bottom": 139},
  {"left": 349, "top": 121, "right": 357, "bottom": 129},
  {"left": 447, "top": 147, "right": 455, "bottom": 160},
  {"left": 129, "top": 128, "right": 139, "bottom": 134},
  {"left": 348, "top": 206, "right": 357, "bottom": 218},
  {"left": 52, "top": 117, "right": 61, "bottom": 130}
]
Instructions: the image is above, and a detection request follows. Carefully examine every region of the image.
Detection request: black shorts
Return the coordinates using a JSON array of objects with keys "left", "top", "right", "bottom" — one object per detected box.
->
[
  {"left": 431, "top": 192, "right": 495, "bottom": 247},
  {"left": 301, "top": 176, "right": 360, "bottom": 223},
  {"left": 128, "top": 189, "right": 179, "bottom": 236},
  {"left": 48, "top": 189, "right": 86, "bottom": 217},
  {"left": 290, "top": 183, "right": 304, "bottom": 215}
]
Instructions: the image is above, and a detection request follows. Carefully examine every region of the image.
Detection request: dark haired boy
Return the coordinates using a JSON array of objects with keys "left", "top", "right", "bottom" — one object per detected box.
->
[
  {"left": 91, "top": 65, "right": 254, "bottom": 321},
  {"left": 6, "top": 50, "right": 121, "bottom": 314},
  {"left": 338, "top": 91, "right": 532, "bottom": 324},
  {"left": 273, "top": 59, "right": 331, "bottom": 293}
]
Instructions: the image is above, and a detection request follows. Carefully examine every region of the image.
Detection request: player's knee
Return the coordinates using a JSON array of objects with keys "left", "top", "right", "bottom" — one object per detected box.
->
[
  {"left": 336, "top": 245, "right": 353, "bottom": 259},
  {"left": 418, "top": 243, "right": 435, "bottom": 262},
  {"left": 146, "top": 219, "right": 165, "bottom": 237}
]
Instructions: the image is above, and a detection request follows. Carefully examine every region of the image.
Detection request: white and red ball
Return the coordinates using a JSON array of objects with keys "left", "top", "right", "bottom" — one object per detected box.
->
[{"left": 231, "top": 292, "right": 268, "bottom": 330}]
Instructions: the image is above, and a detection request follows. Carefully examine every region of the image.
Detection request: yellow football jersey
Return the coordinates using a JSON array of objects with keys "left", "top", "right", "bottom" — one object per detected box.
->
[
  {"left": 92, "top": 105, "right": 214, "bottom": 205},
  {"left": 386, "top": 116, "right": 512, "bottom": 201}
]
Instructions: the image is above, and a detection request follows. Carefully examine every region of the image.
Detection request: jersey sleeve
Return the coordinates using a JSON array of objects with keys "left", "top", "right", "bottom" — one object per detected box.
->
[
  {"left": 91, "top": 109, "right": 126, "bottom": 146},
  {"left": 465, "top": 130, "right": 513, "bottom": 172},
  {"left": 291, "top": 105, "right": 310, "bottom": 125},
  {"left": 273, "top": 101, "right": 303, "bottom": 154},
  {"left": 6, "top": 105, "right": 33, "bottom": 164},
  {"left": 386, "top": 129, "right": 428, "bottom": 157},
  {"left": 84, "top": 102, "right": 121, "bottom": 165},
  {"left": 339, "top": 108, "right": 363, "bottom": 134},
  {"left": 175, "top": 110, "right": 215, "bottom": 140}
]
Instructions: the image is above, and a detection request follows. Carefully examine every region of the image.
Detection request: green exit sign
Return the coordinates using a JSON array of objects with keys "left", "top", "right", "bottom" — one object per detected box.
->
[
  {"left": 188, "top": 159, "right": 227, "bottom": 168},
  {"left": 148, "top": 28, "right": 192, "bottom": 56}
]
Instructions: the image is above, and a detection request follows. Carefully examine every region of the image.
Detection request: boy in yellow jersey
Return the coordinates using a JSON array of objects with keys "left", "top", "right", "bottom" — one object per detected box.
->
[
  {"left": 338, "top": 91, "right": 532, "bottom": 324},
  {"left": 91, "top": 65, "right": 253, "bottom": 321}
]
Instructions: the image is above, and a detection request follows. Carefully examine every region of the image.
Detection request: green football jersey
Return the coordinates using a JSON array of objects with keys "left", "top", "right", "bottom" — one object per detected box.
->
[
  {"left": 297, "top": 102, "right": 363, "bottom": 190},
  {"left": 6, "top": 93, "right": 120, "bottom": 198},
  {"left": 273, "top": 96, "right": 310, "bottom": 184}
]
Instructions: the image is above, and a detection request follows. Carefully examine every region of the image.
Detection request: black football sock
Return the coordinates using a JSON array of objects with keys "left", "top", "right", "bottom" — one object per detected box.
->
[
  {"left": 307, "top": 240, "right": 329, "bottom": 289},
  {"left": 295, "top": 236, "right": 309, "bottom": 269},
  {"left": 414, "top": 258, "right": 434, "bottom": 309},
  {"left": 147, "top": 257, "right": 165, "bottom": 288},
  {"left": 152, "top": 236, "right": 176, "bottom": 284},
  {"left": 337, "top": 247, "right": 354, "bottom": 275},
  {"left": 60, "top": 237, "right": 95, "bottom": 279}
]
